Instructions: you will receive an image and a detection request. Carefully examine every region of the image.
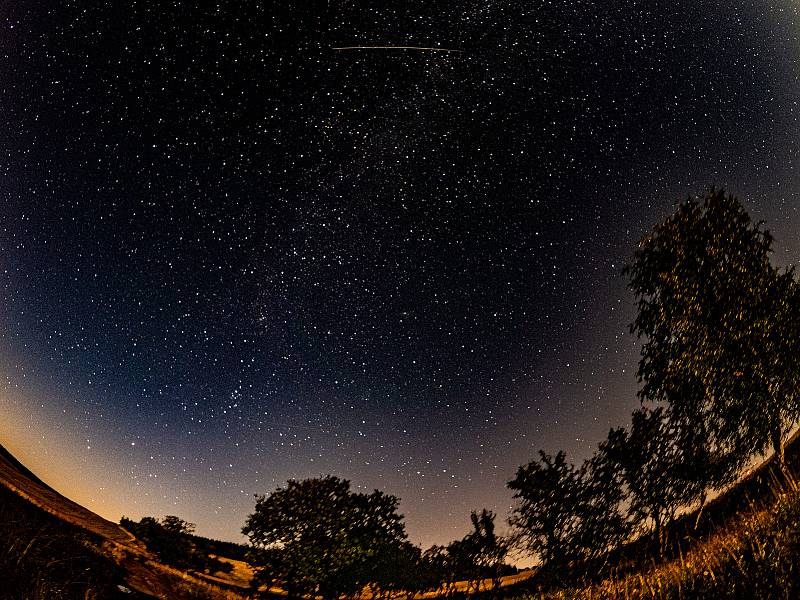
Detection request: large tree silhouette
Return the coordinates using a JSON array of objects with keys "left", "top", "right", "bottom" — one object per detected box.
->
[
  {"left": 242, "top": 476, "right": 408, "bottom": 600},
  {"left": 625, "top": 189, "right": 799, "bottom": 472}
]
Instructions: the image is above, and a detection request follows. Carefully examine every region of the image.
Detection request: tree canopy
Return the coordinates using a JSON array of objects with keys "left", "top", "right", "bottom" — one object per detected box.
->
[
  {"left": 242, "top": 475, "right": 408, "bottom": 600},
  {"left": 507, "top": 450, "right": 586, "bottom": 566},
  {"left": 508, "top": 448, "right": 630, "bottom": 568},
  {"left": 625, "top": 188, "right": 800, "bottom": 469}
]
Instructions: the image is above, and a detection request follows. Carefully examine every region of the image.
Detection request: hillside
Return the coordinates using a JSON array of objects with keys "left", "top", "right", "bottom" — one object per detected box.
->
[
  {"left": 0, "top": 443, "right": 252, "bottom": 599},
  {"left": 508, "top": 429, "right": 800, "bottom": 598}
]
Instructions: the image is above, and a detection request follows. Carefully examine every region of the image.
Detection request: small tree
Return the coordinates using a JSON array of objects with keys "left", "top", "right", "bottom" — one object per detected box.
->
[
  {"left": 507, "top": 450, "right": 585, "bottom": 567},
  {"left": 465, "top": 509, "right": 509, "bottom": 593},
  {"left": 576, "top": 447, "right": 631, "bottom": 563},
  {"left": 444, "top": 537, "right": 475, "bottom": 594},
  {"left": 442, "top": 510, "right": 505, "bottom": 594},
  {"left": 602, "top": 407, "right": 702, "bottom": 551},
  {"left": 419, "top": 545, "right": 454, "bottom": 596},
  {"left": 242, "top": 476, "right": 408, "bottom": 600},
  {"left": 368, "top": 540, "right": 426, "bottom": 600},
  {"left": 508, "top": 446, "right": 632, "bottom": 570}
]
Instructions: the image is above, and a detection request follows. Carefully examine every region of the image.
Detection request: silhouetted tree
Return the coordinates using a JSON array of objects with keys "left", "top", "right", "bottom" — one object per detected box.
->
[
  {"left": 625, "top": 189, "right": 800, "bottom": 472},
  {"left": 576, "top": 446, "right": 632, "bottom": 563},
  {"left": 120, "top": 515, "right": 230, "bottom": 573},
  {"left": 507, "top": 450, "right": 585, "bottom": 566},
  {"left": 464, "top": 509, "right": 509, "bottom": 593},
  {"left": 369, "top": 540, "right": 427, "bottom": 600},
  {"left": 420, "top": 545, "right": 455, "bottom": 596},
  {"left": 445, "top": 537, "right": 475, "bottom": 594},
  {"left": 602, "top": 407, "right": 702, "bottom": 551},
  {"left": 508, "top": 445, "right": 632, "bottom": 570},
  {"left": 757, "top": 268, "right": 800, "bottom": 466},
  {"left": 241, "top": 476, "right": 408, "bottom": 600}
]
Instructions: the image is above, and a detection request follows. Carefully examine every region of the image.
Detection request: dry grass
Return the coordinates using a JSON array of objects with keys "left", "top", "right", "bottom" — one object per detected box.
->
[
  {"left": 0, "top": 483, "right": 123, "bottom": 599},
  {"left": 0, "top": 443, "right": 253, "bottom": 599},
  {"left": 510, "top": 472, "right": 800, "bottom": 599}
]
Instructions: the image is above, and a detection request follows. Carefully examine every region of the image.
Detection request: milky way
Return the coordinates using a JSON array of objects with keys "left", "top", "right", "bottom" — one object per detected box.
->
[{"left": 1, "top": 2, "right": 799, "bottom": 551}]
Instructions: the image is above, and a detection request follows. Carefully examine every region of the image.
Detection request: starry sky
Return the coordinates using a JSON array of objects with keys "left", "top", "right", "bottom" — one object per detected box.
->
[{"left": 1, "top": 2, "right": 799, "bottom": 553}]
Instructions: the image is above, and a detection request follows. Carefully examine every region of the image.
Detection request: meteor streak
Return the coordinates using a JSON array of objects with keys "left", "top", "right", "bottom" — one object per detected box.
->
[{"left": 332, "top": 46, "right": 463, "bottom": 53}]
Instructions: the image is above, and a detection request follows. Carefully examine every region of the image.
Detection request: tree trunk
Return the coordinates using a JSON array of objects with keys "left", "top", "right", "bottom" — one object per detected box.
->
[
  {"left": 653, "top": 514, "right": 661, "bottom": 556},
  {"left": 693, "top": 490, "right": 707, "bottom": 531},
  {"left": 773, "top": 425, "right": 785, "bottom": 471}
]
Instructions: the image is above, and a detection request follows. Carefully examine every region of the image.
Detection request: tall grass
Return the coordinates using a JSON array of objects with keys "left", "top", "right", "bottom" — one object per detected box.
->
[
  {"left": 0, "top": 484, "right": 123, "bottom": 599},
  {"left": 512, "top": 471, "right": 800, "bottom": 599}
]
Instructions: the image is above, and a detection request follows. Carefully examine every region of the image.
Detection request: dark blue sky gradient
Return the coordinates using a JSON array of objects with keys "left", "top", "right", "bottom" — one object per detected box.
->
[{"left": 1, "top": 2, "right": 799, "bottom": 551}]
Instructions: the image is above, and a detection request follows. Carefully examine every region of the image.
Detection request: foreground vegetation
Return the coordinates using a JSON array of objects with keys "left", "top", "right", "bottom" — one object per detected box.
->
[
  {"left": 508, "top": 465, "right": 800, "bottom": 599},
  {"left": 0, "top": 483, "right": 128, "bottom": 599},
  {"left": 5, "top": 454, "right": 800, "bottom": 599}
]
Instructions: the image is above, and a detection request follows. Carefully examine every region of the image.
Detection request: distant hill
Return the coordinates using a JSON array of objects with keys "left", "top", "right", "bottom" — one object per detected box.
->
[
  {"left": 0, "top": 444, "right": 55, "bottom": 491},
  {"left": 188, "top": 531, "right": 249, "bottom": 563}
]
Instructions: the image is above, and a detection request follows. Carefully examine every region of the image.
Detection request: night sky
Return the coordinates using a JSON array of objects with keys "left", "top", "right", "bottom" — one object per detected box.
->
[{"left": 1, "top": 2, "right": 799, "bottom": 553}]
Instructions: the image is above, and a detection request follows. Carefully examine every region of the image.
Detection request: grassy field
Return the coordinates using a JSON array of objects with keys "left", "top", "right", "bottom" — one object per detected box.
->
[
  {"left": 0, "top": 481, "right": 133, "bottom": 599},
  {"left": 511, "top": 473, "right": 799, "bottom": 599},
  {"left": 0, "top": 443, "right": 251, "bottom": 599},
  {"left": 502, "top": 431, "right": 800, "bottom": 600}
]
